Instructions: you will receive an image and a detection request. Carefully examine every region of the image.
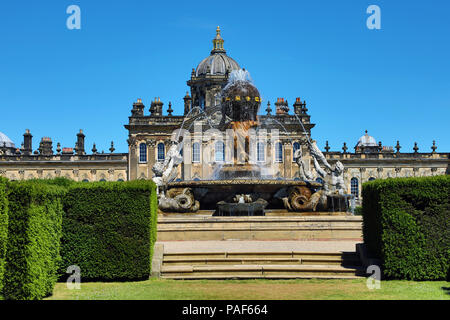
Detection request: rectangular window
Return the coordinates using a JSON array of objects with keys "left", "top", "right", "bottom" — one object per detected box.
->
[
  {"left": 275, "top": 142, "right": 283, "bottom": 163},
  {"left": 139, "top": 143, "right": 147, "bottom": 163},
  {"left": 157, "top": 143, "right": 165, "bottom": 162},
  {"left": 192, "top": 142, "right": 200, "bottom": 163},
  {"left": 257, "top": 142, "right": 265, "bottom": 162}
]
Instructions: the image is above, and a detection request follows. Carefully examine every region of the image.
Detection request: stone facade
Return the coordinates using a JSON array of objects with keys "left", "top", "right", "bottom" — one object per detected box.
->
[
  {"left": 0, "top": 130, "right": 127, "bottom": 182},
  {"left": 0, "top": 27, "right": 448, "bottom": 204}
]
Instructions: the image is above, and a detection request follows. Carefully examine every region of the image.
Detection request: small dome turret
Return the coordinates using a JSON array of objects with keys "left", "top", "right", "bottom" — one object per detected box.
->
[
  {"left": 355, "top": 130, "right": 380, "bottom": 154},
  {"left": 0, "top": 131, "right": 16, "bottom": 155},
  {"left": 0, "top": 132, "right": 15, "bottom": 149},
  {"left": 356, "top": 130, "right": 377, "bottom": 147}
]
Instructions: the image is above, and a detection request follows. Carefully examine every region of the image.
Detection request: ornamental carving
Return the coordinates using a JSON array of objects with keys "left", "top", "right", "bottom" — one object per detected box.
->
[
  {"left": 147, "top": 139, "right": 157, "bottom": 147},
  {"left": 127, "top": 137, "right": 137, "bottom": 147}
]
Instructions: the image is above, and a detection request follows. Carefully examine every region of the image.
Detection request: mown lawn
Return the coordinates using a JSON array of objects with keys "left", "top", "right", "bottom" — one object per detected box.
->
[{"left": 46, "top": 278, "right": 450, "bottom": 300}]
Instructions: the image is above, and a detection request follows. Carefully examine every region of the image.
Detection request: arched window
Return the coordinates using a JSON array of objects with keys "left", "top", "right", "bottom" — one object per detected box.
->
[
  {"left": 257, "top": 142, "right": 265, "bottom": 162},
  {"left": 139, "top": 143, "right": 147, "bottom": 163},
  {"left": 369, "top": 177, "right": 376, "bottom": 181},
  {"left": 316, "top": 177, "right": 324, "bottom": 184},
  {"left": 82, "top": 179, "right": 89, "bottom": 183},
  {"left": 275, "top": 142, "right": 283, "bottom": 163},
  {"left": 351, "top": 178, "right": 359, "bottom": 198},
  {"left": 117, "top": 179, "right": 124, "bottom": 182},
  {"left": 157, "top": 143, "right": 165, "bottom": 162},
  {"left": 215, "top": 141, "right": 225, "bottom": 162},
  {"left": 99, "top": 179, "right": 106, "bottom": 182},
  {"left": 293, "top": 142, "right": 301, "bottom": 162},
  {"left": 192, "top": 142, "right": 200, "bottom": 163}
]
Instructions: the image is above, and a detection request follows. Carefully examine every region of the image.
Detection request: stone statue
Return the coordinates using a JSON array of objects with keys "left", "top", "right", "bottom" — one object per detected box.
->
[
  {"left": 152, "top": 142, "right": 200, "bottom": 213},
  {"left": 294, "top": 147, "right": 314, "bottom": 181},
  {"left": 158, "top": 188, "right": 200, "bottom": 213},
  {"left": 282, "top": 186, "right": 324, "bottom": 212},
  {"left": 152, "top": 142, "right": 183, "bottom": 195},
  {"left": 330, "top": 161, "right": 346, "bottom": 195},
  {"left": 307, "top": 140, "right": 346, "bottom": 195},
  {"left": 289, "top": 139, "right": 348, "bottom": 212},
  {"left": 308, "top": 140, "right": 332, "bottom": 171},
  {"left": 233, "top": 194, "right": 253, "bottom": 204}
]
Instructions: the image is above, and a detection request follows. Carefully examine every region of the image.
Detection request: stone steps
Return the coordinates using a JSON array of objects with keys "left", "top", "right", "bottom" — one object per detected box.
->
[
  {"left": 157, "top": 216, "right": 363, "bottom": 241},
  {"left": 163, "top": 275, "right": 362, "bottom": 280},
  {"left": 160, "top": 251, "right": 364, "bottom": 280}
]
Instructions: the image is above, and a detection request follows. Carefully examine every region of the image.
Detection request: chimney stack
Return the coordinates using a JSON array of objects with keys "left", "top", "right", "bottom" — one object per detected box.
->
[
  {"left": 23, "top": 129, "right": 33, "bottom": 155},
  {"left": 38, "top": 137, "right": 53, "bottom": 155},
  {"left": 184, "top": 92, "right": 192, "bottom": 116},
  {"left": 76, "top": 129, "right": 85, "bottom": 155},
  {"left": 294, "top": 98, "right": 302, "bottom": 115},
  {"left": 131, "top": 99, "right": 145, "bottom": 117},
  {"left": 150, "top": 97, "right": 163, "bottom": 117}
]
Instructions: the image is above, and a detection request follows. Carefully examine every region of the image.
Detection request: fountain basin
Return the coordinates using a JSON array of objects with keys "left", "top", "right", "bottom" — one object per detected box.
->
[{"left": 167, "top": 180, "right": 322, "bottom": 210}]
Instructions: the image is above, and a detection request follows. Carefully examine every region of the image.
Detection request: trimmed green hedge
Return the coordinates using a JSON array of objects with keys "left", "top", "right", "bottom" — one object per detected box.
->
[
  {"left": 2, "top": 181, "right": 65, "bottom": 300},
  {"left": 60, "top": 180, "right": 157, "bottom": 281},
  {"left": 362, "top": 176, "right": 450, "bottom": 280},
  {"left": 0, "top": 177, "right": 8, "bottom": 292},
  {"left": 40, "top": 177, "right": 75, "bottom": 188}
]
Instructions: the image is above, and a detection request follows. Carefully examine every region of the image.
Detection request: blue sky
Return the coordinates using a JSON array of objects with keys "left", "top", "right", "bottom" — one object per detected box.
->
[{"left": 0, "top": 0, "right": 448, "bottom": 153}]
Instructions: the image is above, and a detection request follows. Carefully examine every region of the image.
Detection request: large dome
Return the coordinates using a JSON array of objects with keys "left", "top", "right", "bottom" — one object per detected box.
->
[
  {"left": 0, "top": 131, "right": 15, "bottom": 149},
  {"left": 195, "top": 26, "right": 240, "bottom": 77},
  {"left": 196, "top": 53, "right": 240, "bottom": 77}
]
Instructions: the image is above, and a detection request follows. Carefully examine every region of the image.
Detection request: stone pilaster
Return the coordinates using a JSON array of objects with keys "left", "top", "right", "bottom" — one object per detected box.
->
[
  {"left": 147, "top": 139, "right": 156, "bottom": 178},
  {"left": 283, "top": 141, "right": 292, "bottom": 178},
  {"left": 128, "top": 137, "right": 138, "bottom": 181},
  {"left": 183, "top": 141, "right": 192, "bottom": 181},
  {"left": 201, "top": 141, "right": 209, "bottom": 179}
]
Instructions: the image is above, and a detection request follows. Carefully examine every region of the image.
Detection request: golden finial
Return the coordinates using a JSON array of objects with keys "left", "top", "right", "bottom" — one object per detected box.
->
[{"left": 212, "top": 26, "right": 225, "bottom": 53}]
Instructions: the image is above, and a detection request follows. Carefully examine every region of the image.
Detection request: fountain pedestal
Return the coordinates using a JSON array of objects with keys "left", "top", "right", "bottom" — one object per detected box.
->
[{"left": 215, "top": 199, "right": 268, "bottom": 216}]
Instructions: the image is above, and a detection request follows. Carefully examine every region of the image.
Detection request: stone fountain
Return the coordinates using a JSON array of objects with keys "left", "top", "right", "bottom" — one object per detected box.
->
[{"left": 153, "top": 69, "right": 354, "bottom": 216}]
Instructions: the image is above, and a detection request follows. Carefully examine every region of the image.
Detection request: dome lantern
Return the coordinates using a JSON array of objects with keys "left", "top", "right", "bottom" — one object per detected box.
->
[{"left": 212, "top": 26, "right": 225, "bottom": 54}]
